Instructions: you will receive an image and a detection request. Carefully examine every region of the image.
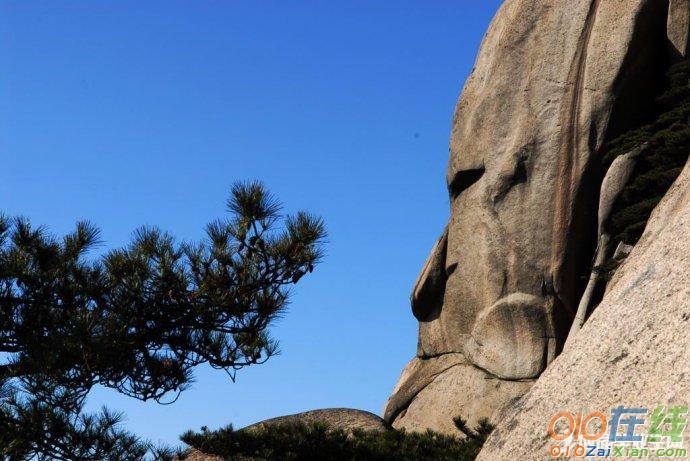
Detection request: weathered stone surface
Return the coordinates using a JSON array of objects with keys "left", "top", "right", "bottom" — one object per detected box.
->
[
  {"left": 243, "top": 408, "right": 390, "bottom": 433},
  {"left": 387, "top": 0, "right": 672, "bottom": 434},
  {"left": 478, "top": 161, "right": 690, "bottom": 460},
  {"left": 384, "top": 353, "right": 467, "bottom": 423},
  {"left": 598, "top": 144, "right": 646, "bottom": 230},
  {"left": 465, "top": 293, "right": 556, "bottom": 380},
  {"left": 178, "top": 449, "right": 222, "bottom": 461},
  {"left": 669, "top": 0, "right": 690, "bottom": 58},
  {"left": 391, "top": 363, "right": 534, "bottom": 436}
]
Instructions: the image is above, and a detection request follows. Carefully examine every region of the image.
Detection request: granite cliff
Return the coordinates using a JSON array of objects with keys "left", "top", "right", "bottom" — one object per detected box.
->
[{"left": 385, "top": 0, "right": 690, "bottom": 438}]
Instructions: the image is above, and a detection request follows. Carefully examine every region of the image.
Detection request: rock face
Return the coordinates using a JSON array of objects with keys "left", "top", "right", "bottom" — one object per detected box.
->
[
  {"left": 385, "top": 0, "right": 689, "bottom": 434},
  {"left": 477, "top": 160, "right": 690, "bottom": 460}
]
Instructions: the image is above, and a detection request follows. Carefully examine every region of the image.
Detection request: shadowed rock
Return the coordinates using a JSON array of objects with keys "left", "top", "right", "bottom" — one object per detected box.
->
[{"left": 565, "top": 143, "right": 648, "bottom": 346}]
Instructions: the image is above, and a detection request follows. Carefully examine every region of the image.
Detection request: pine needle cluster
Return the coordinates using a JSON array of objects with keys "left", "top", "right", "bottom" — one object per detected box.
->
[{"left": 0, "top": 181, "right": 325, "bottom": 460}]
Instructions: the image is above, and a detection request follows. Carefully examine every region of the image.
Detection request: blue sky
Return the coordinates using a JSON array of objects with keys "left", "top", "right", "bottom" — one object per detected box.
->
[{"left": 0, "top": 0, "right": 502, "bottom": 449}]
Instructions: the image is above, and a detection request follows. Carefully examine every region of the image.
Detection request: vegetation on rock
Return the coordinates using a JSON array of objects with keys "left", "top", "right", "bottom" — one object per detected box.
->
[
  {"left": 180, "top": 417, "right": 493, "bottom": 461},
  {"left": 603, "top": 59, "right": 690, "bottom": 247}
]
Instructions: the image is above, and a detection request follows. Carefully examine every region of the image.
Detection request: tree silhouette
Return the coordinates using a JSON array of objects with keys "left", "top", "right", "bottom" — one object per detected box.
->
[{"left": 0, "top": 181, "right": 326, "bottom": 460}]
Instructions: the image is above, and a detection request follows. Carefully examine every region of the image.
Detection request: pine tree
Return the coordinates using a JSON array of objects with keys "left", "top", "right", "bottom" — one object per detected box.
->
[{"left": 0, "top": 181, "right": 326, "bottom": 460}]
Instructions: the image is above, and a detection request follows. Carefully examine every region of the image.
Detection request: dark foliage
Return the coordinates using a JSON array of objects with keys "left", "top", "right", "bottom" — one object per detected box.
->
[
  {"left": 452, "top": 416, "right": 494, "bottom": 445},
  {"left": 0, "top": 181, "right": 325, "bottom": 460},
  {"left": 0, "top": 383, "right": 171, "bottom": 460},
  {"left": 180, "top": 418, "right": 493, "bottom": 461},
  {"left": 602, "top": 59, "right": 690, "bottom": 246}
]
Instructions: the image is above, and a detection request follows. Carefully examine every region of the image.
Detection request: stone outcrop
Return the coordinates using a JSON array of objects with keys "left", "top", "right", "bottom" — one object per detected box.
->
[
  {"left": 478, "top": 160, "right": 690, "bottom": 460},
  {"left": 179, "top": 409, "right": 390, "bottom": 460},
  {"left": 385, "top": 0, "right": 689, "bottom": 435},
  {"left": 242, "top": 408, "right": 390, "bottom": 433}
]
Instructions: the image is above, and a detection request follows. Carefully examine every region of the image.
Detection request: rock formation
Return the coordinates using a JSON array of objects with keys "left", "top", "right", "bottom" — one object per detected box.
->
[
  {"left": 385, "top": 0, "right": 690, "bottom": 435},
  {"left": 241, "top": 408, "right": 390, "bottom": 433},
  {"left": 477, "top": 159, "right": 690, "bottom": 460},
  {"left": 178, "top": 409, "right": 390, "bottom": 460}
]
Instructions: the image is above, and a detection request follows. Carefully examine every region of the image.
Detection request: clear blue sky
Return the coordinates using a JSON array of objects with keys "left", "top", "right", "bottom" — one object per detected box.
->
[{"left": 0, "top": 0, "right": 502, "bottom": 449}]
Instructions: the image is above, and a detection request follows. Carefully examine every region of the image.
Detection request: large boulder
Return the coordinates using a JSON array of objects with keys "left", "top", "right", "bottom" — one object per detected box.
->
[
  {"left": 477, "top": 161, "right": 690, "bottom": 459},
  {"left": 386, "top": 0, "right": 674, "bottom": 434}
]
